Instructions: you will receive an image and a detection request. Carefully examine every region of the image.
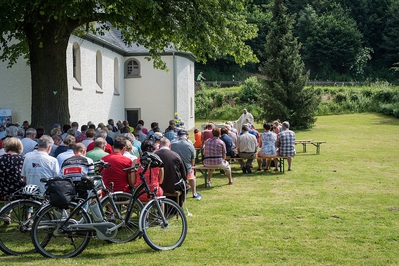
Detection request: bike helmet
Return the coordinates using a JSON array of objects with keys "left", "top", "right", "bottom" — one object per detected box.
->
[{"left": 22, "top": 184, "right": 41, "bottom": 196}]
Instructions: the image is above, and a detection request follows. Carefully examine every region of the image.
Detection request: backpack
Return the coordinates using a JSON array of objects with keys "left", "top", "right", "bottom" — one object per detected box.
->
[{"left": 47, "top": 177, "right": 77, "bottom": 208}]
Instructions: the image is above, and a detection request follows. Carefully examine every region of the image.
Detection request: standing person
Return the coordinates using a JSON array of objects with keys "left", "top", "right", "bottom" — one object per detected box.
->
[
  {"left": 236, "top": 125, "right": 258, "bottom": 174},
  {"left": 235, "top": 108, "right": 254, "bottom": 132},
  {"left": 101, "top": 137, "right": 135, "bottom": 195},
  {"left": 257, "top": 123, "right": 278, "bottom": 171},
  {"left": 171, "top": 130, "right": 201, "bottom": 200},
  {"left": 203, "top": 127, "right": 233, "bottom": 186},
  {"left": 21, "top": 135, "right": 59, "bottom": 196},
  {"left": 155, "top": 138, "right": 188, "bottom": 206},
  {"left": 196, "top": 71, "right": 206, "bottom": 82},
  {"left": 20, "top": 128, "right": 37, "bottom": 156},
  {"left": 276, "top": 121, "right": 296, "bottom": 171},
  {"left": 0, "top": 137, "right": 26, "bottom": 201}
]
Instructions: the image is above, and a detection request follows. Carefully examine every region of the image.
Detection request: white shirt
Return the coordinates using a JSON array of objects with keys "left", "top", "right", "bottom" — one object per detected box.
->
[{"left": 21, "top": 150, "right": 60, "bottom": 195}]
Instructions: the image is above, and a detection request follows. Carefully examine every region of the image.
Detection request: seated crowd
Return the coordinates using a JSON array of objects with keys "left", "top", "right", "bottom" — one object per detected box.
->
[
  {"left": 0, "top": 118, "right": 202, "bottom": 211},
  {"left": 0, "top": 117, "right": 296, "bottom": 210}
]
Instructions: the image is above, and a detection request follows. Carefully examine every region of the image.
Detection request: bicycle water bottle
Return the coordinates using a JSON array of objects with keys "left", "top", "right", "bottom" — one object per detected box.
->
[{"left": 89, "top": 202, "right": 103, "bottom": 222}]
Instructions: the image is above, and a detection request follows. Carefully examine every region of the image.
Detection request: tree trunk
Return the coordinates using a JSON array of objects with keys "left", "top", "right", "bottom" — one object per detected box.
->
[{"left": 27, "top": 24, "right": 71, "bottom": 134}]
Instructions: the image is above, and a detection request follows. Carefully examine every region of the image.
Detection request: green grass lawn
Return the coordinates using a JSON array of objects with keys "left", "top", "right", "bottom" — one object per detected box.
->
[{"left": 2, "top": 113, "right": 399, "bottom": 265}]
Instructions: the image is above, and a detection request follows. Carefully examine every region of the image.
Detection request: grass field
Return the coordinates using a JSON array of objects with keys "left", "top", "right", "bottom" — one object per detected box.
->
[{"left": 2, "top": 113, "right": 399, "bottom": 265}]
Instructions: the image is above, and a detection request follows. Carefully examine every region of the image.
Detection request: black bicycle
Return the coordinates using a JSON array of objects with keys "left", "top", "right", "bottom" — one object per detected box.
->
[{"left": 30, "top": 153, "right": 187, "bottom": 258}]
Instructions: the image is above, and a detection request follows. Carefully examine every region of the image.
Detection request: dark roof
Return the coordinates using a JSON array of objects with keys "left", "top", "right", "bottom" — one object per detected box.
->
[{"left": 82, "top": 28, "right": 195, "bottom": 61}]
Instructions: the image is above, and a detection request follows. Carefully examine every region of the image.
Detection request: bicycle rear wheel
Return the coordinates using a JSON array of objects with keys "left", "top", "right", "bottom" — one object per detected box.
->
[
  {"left": 100, "top": 192, "right": 143, "bottom": 243},
  {"left": 0, "top": 199, "right": 42, "bottom": 255},
  {"left": 141, "top": 198, "right": 187, "bottom": 250},
  {"left": 31, "top": 203, "right": 91, "bottom": 258}
]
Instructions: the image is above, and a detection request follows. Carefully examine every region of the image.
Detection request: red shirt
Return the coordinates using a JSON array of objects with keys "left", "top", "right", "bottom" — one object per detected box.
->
[
  {"left": 134, "top": 158, "right": 163, "bottom": 201},
  {"left": 101, "top": 152, "right": 133, "bottom": 194},
  {"left": 87, "top": 141, "right": 113, "bottom": 154}
]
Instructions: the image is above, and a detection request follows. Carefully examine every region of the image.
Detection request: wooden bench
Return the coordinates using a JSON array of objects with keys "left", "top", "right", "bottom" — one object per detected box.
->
[
  {"left": 164, "top": 191, "right": 182, "bottom": 206},
  {"left": 192, "top": 165, "right": 225, "bottom": 188},
  {"left": 295, "top": 140, "right": 326, "bottom": 154},
  {"left": 194, "top": 155, "right": 288, "bottom": 188}
]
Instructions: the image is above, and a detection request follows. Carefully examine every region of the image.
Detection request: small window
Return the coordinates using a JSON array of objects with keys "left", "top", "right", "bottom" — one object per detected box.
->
[
  {"left": 125, "top": 59, "right": 141, "bottom": 78},
  {"left": 96, "top": 50, "right": 103, "bottom": 88},
  {"left": 114, "top": 58, "right": 120, "bottom": 95},
  {"left": 72, "top": 43, "right": 81, "bottom": 85}
]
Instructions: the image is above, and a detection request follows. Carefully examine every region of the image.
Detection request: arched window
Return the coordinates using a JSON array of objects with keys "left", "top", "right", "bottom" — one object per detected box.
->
[
  {"left": 114, "top": 58, "right": 120, "bottom": 95},
  {"left": 96, "top": 50, "right": 103, "bottom": 88},
  {"left": 72, "top": 43, "right": 81, "bottom": 85},
  {"left": 124, "top": 59, "right": 141, "bottom": 78}
]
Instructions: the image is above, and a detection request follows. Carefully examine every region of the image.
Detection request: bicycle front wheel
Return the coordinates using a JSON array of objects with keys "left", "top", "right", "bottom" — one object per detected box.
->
[
  {"left": 100, "top": 192, "right": 143, "bottom": 243},
  {"left": 31, "top": 203, "right": 91, "bottom": 258},
  {"left": 141, "top": 198, "right": 187, "bottom": 250},
  {"left": 0, "top": 199, "right": 42, "bottom": 255}
]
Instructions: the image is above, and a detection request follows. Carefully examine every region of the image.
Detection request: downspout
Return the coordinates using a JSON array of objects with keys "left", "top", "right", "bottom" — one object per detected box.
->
[{"left": 173, "top": 52, "right": 177, "bottom": 114}]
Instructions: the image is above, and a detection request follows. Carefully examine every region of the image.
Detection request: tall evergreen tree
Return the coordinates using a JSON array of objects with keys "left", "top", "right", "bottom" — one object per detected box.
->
[{"left": 259, "top": 0, "right": 320, "bottom": 129}]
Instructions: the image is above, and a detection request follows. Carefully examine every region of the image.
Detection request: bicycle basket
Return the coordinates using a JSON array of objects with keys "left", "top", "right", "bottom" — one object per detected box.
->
[{"left": 47, "top": 177, "right": 77, "bottom": 208}]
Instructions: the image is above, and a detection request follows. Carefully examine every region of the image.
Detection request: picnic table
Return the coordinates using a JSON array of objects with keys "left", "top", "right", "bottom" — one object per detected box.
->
[{"left": 295, "top": 140, "right": 326, "bottom": 154}]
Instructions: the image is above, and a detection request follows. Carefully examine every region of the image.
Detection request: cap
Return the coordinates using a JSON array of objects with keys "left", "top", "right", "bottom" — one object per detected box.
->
[
  {"left": 178, "top": 129, "right": 188, "bottom": 136},
  {"left": 154, "top": 132, "right": 163, "bottom": 137},
  {"left": 135, "top": 124, "right": 142, "bottom": 130},
  {"left": 169, "top": 120, "right": 175, "bottom": 125}
]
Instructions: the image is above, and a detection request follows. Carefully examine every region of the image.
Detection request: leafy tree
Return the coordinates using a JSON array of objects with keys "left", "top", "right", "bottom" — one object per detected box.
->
[
  {"left": 0, "top": 0, "right": 258, "bottom": 131},
  {"left": 381, "top": 1, "right": 399, "bottom": 68},
  {"left": 259, "top": 0, "right": 320, "bottom": 129},
  {"left": 296, "top": 3, "right": 363, "bottom": 79}
]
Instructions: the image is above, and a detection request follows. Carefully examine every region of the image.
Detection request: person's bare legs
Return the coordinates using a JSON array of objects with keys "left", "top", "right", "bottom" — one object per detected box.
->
[
  {"left": 287, "top": 157, "right": 292, "bottom": 170},
  {"left": 273, "top": 158, "right": 279, "bottom": 171},
  {"left": 207, "top": 169, "right": 214, "bottom": 186},
  {"left": 188, "top": 179, "right": 197, "bottom": 196},
  {"left": 257, "top": 159, "right": 262, "bottom": 170}
]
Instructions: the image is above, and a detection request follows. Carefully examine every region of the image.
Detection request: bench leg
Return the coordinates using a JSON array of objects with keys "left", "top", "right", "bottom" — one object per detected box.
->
[{"left": 279, "top": 158, "right": 285, "bottom": 173}]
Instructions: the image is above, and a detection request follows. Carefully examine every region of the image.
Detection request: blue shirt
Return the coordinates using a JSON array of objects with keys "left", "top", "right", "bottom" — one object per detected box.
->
[{"left": 220, "top": 134, "right": 234, "bottom": 157}]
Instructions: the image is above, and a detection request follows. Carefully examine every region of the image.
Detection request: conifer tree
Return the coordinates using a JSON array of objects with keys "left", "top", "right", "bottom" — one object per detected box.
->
[{"left": 259, "top": 0, "right": 320, "bottom": 129}]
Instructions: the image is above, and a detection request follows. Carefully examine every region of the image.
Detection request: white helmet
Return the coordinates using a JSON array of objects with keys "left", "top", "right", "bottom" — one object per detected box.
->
[{"left": 22, "top": 184, "right": 41, "bottom": 196}]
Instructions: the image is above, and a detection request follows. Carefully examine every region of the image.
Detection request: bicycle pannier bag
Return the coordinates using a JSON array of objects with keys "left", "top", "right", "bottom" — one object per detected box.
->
[{"left": 47, "top": 177, "right": 77, "bottom": 208}]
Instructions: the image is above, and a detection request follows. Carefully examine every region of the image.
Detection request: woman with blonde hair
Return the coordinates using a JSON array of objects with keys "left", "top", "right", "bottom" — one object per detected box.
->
[{"left": 0, "top": 137, "right": 26, "bottom": 202}]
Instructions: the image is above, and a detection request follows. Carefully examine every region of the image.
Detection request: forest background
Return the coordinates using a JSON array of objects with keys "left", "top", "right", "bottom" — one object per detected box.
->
[{"left": 196, "top": 0, "right": 399, "bottom": 83}]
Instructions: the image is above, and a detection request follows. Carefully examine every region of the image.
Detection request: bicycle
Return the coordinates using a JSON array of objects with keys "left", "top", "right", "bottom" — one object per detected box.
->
[
  {"left": 0, "top": 185, "right": 43, "bottom": 255},
  {"left": 30, "top": 152, "right": 187, "bottom": 258},
  {"left": 0, "top": 160, "right": 138, "bottom": 256}
]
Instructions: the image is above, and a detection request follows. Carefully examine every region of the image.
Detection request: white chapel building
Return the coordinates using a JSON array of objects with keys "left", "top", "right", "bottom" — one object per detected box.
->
[{"left": 0, "top": 29, "right": 196, "bottom": 131}]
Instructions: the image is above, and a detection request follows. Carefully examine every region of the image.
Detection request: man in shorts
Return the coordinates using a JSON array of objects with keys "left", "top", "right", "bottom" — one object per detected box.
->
[
  {"left": 171, "top": 130, "right": 201, "bottom": 200},
  {"left": 202, "top": 127, "right": 233, "bottom": 186}
]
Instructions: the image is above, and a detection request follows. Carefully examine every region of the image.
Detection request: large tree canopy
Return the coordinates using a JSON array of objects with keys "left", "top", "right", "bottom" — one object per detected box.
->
[{"left": 0, "top": 0, "right": 258, "bottom": 131}]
